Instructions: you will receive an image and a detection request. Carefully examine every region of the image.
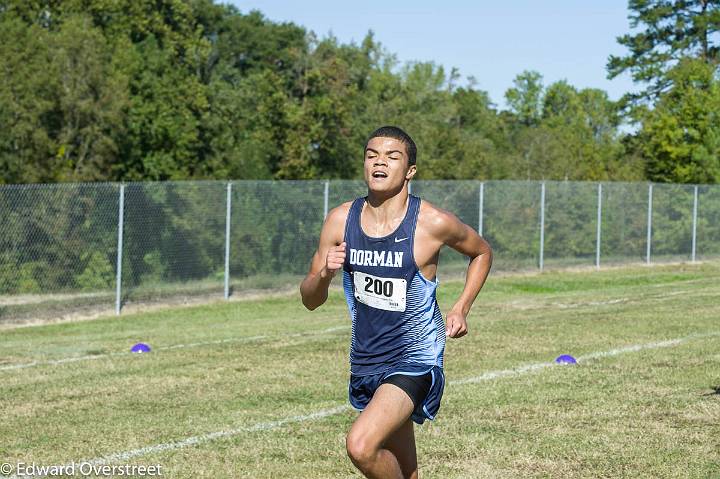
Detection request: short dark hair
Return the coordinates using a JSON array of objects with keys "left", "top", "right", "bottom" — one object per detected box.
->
[{"left": 365, "top": 126, "right": 417, "bottom": 166}]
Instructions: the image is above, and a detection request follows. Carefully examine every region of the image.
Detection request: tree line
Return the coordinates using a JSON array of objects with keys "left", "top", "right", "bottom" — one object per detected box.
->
[{"left": 0, "top": 0, "right": 718, "bottom": 185}]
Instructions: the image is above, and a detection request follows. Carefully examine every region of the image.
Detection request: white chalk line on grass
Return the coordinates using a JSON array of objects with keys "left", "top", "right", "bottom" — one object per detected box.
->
[
  {"left": 79, "top": 405, "right": 353, "bottom": 466},
  {"left": 5, "top": 330, "right": 717, "bottom": 478},
  {"left": 5, "top": 284, "right": 713, "bottom": 373},
  {"left": 2, "top": 405, "right": 353, "bottom": 479},
  {"left": 0, "top": 325, "right": 349, "bottom": 372},
  {"left": 551, "top": 287, "right": 713, "bottom": 310},
  {"left": 450, "top": 331, "right": 719, "bottom": 385}
]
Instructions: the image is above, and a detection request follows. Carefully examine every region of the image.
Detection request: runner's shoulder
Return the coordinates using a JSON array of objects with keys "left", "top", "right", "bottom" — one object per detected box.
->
[
  {"left": 327, "top": 201, "right": 352, "bottom": 222},
  {"left": 417, "top": 200, "right": 460, "bottom": 238},
  {"left": 324, "top": 201, "right": 353, "bottom": 236}
]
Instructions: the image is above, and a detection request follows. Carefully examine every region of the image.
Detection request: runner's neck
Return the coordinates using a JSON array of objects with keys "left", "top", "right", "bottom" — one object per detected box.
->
[{"left": 363, "top": 191, "right": 410, "bottom": 236}]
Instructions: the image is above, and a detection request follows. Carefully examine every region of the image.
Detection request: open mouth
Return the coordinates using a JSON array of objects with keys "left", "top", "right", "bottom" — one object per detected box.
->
[{"left": 372, "top": 171, "right": 388, "bottom": 178}]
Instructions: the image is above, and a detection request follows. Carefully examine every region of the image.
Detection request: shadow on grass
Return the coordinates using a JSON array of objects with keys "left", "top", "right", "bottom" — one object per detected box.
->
[{"left": 702, "top": 386, "right": 720, "bottom": 396}]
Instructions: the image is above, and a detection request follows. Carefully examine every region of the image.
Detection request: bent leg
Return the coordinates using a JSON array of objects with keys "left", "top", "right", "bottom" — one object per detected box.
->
[
  {"left": 346, "top": 383, "right": 416, "bottom": 479},
  {"left": 384, "top": 417, "right": 418, "bottom": 479}
]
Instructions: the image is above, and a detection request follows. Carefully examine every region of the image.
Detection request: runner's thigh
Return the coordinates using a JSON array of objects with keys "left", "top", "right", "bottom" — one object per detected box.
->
[{"left": 348, "top": 383, "right": 415, "bottom": 449}]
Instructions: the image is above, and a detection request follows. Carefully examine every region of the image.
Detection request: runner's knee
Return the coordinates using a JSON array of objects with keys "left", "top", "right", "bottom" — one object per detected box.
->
[{"left": 345, "top": 430, "right": 377, "bottom": 467}]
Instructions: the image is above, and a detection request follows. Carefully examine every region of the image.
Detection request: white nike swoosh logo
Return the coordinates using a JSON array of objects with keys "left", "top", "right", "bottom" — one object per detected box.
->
[{"left": 394, "top": 237, "right": 408, "bottom": 243}]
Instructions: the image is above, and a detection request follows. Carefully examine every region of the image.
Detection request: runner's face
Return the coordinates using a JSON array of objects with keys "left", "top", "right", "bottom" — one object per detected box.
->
[{"left": 364, "top": 137, "right": 415, "bottom": 192}]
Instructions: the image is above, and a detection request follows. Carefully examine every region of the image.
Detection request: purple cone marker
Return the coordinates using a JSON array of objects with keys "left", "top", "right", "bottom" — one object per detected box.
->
[
  {"left": 131, "top": 343, "right": 151, "bottom": 353},
  {"left": 555, "top": 354, "right": 576, "bottom": 364}
]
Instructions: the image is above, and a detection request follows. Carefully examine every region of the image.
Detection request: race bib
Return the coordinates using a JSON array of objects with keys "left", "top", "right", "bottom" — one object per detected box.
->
[{"left": 352, "top": 271, "right": 407, "bottom": 312}]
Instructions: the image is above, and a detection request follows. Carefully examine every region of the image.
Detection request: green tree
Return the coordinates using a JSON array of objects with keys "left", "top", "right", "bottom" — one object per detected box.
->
[
  {"left": 51, "top": 15, "right": 129, "bottom": 181},
  {"left": 450, "top": 85, "right": 510, "bottom": 179},
  {"left": 638, "top": 58, "right": 720, "bottom": 183},
  {"left": 0, "top": 13, "right": 128, "bottom": 183},
  {"left": 540, "top": 82, "right": 637, "bottom": 180},
  {"left": 505, "top": 70, "right": 544, "bottom": 126},
  {"left": 276, "top": 34, "right": 372, "bottom": 179},
  {"left": 0, "top": 0, "right": 669, "bottom": 184},
  {"left": 608, "top": 0, "right": 720, "bottom": 108},
  {"left": 0, "top": 15, "right": 56, "bottom": 184},
  {"left": 114, "top": 34, "right": 209, "bottom": 180},
  {"left": 502, "top": 79, "right": 637, "bottom": 181}
]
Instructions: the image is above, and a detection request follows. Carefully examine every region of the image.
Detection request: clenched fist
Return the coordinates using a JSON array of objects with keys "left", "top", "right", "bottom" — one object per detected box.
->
[
  {"left": 324, "top": 241, "right": 346, "bottom": 277},
  {"left": 445, "top": 310, "right": 468, "bottom": 338}
]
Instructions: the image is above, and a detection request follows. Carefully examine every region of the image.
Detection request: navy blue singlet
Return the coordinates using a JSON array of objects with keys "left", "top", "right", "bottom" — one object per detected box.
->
[{"left": 342, "top": 194, "right": 445, "bottom": 376}]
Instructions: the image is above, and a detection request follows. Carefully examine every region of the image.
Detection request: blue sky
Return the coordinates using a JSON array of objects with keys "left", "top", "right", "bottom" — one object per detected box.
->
[{"left": 228, "top": 1, "right": 637, "bottom": 109}]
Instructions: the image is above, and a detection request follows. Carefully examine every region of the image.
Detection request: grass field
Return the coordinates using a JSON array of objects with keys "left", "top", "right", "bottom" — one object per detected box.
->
[{"left": 1, "top": 262, "right": 719, "bottom": 478}]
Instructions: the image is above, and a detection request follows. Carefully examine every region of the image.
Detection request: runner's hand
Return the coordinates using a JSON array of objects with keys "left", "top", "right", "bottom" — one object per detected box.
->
[
  {"left": 446, "top": 310, "right": 468, "bottom": 338},
  {"left": 324, "top": 242, "right": 346, "bottom": 278}
]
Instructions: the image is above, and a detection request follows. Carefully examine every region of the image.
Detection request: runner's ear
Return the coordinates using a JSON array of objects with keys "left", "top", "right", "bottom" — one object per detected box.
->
[{"left": 406, "top": 165, "right": 416, "bottom": 181}]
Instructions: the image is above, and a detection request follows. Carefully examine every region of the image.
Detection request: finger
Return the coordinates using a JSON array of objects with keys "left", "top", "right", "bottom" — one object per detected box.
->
[
  {"left": 445, "top": 318, "right": 456, "bottom": 336},
  {"left": 328, "top": 256, "right": 344, "bottom": 267},
  {"left": 330, "top": 252, "right": 345, "bottom": 261},
  {"left": 450, "top": 321, "right": 464, "bottom": 338}
]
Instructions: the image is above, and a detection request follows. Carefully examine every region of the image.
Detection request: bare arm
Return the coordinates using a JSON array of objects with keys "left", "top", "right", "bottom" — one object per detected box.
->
[
  {"left": 300, "top": 204, "right": 349, "bottom": 310},
  {"left": 444, "top": 216, "right": 492, "bottom": 318},
  {"left": 427, "top": 207, "right": 493, "bottom": 337}
]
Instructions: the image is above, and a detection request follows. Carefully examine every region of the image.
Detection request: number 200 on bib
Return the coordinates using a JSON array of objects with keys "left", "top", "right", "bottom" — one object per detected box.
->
[{"left": 352, "top": 271, "right": 406, "bottom": 312}]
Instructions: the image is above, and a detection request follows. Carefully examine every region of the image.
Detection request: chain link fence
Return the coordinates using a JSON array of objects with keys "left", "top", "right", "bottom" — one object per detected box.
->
[{"left": 1, "top": 180, "right": 718, "bottom": 323}]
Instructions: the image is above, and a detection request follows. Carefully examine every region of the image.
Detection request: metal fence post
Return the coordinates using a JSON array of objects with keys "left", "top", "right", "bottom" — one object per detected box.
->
[
  {"left": 539, "top": 182, "right": 545, "bottom": 271},
  {"left": 646, "top": 183, "right": 653, "bottom": 265},
  {"left": 596, "top": 183, "right": 602, "bottom": 270},
  {"left": 224, "top": 182, "right": 232, "bottom": 300},
  {"left": 478, "top": 182, "right": 484, "bottom": 236},
  {"left": 115, "top": 184, "right": 125, "bottom": 315},
  {"left": 323, "top": 180, "right": 329, "bottom": 219},
  {"left": 692, "top": 185, "right": 698, "bottom": 262}
]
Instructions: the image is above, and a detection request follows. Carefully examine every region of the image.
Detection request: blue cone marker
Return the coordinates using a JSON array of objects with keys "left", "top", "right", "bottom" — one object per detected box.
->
[
  {"left": 555, "top": 354, "right": 576, "bottom": 364},
  {"left": 131, "top": 343, "right": 151, "bottom": 353}
]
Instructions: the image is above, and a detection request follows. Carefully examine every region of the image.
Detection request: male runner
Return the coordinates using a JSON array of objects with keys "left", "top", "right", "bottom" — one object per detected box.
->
[{"left": 300, "top": 126, "right": 492, "bottom": 479}]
